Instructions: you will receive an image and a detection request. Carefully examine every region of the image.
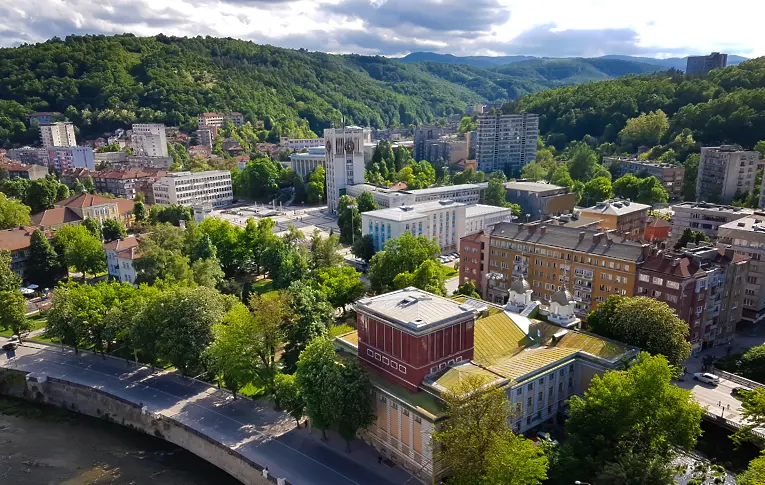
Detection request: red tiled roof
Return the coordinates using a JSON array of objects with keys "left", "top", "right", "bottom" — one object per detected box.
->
[
  {"left": 30, "top": 208, "right": 83, "bottom": 227},
  {"left": 116, "top": 199, "right": 135, "bottom": 215},
  {"left": 0, "top": 226, "right": 45, "bottom": 251},
  {"left": 103, "top": 236, "right": 139, "bottom": 251},
  {"left": 56, "top": 193, "right": 117, "bottom": 208},
  {"left": 117, "top": 247, "right": 142, "bottom": 260},
  {"left": 647, "top": 217, "right": 671, "bottom": 228}
]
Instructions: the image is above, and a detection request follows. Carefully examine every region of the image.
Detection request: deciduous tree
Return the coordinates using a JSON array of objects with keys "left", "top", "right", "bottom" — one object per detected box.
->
[
  {"left": 0, "top": 250, "right": 22, "bottom": 290},
  {"left": 25, "top": 229, "right": 63, "bottom": 287},
  {"left": 101, "top": 219, "right": 127, "bottom": 242},
  {"left": 0, "top": 290, "right": 29, "bottom": 336},
  {"left": 315, "top": 265, "right": 365, "bottom": 312},
  {"left": 367, "top": 232, "right": 441, "bottom": 293},
  {"left": 0, "top": 192, "right": 30, "bottom": 229},
  {"left": 207, "top": 304, "right": 257, "bottom": 399},
  {"left": 274, "top": 373, "right": 305, "bottom": 427},
  {"left": 336, "top": 359, "right": 375, "bottom": 452},
  {"left": 282, "top": 281, "right": 332, "bottom": 373},
  {"left": 356, "top": 191, "right": 379, "bottom": 213},
  {"left": 296, "top": 338, "right": 339, "bottom": 441},
  {"left": 351, "top": 234, "right": 376, "bottom": 262}
]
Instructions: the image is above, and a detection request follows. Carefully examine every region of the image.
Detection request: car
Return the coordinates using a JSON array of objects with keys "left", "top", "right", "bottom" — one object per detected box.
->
[
  {"left": 693, "top": 372, "right": 720, "bottom": 385},
  {"left": 2, "top": 342, "right": 18, "bottom": 351},
  {"left": 732, "top": 387, "right": 749, "bottom": 398},
  {"left": 536, "top": 431, "right": 559, "bottom": 446}
]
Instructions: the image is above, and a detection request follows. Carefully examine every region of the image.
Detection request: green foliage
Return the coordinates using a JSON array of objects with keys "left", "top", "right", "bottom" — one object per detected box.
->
[
  {"left": 550, "top": 164, "right": 574, "bottom": 189},
  {"left": 198, "top": 217, "right": 245, "bottom": 275},
  {"left": 0, "top": 250, "right": 22, "bottom": 290},
  {"left": 82, "top": 218, "right": 102, "bottom": 241},
  {"left": 458, "top": 116, "right": 477, "bottom": 134},
  {"left": 455, "top": 280, "right": 481, "bottom": 298},
  {"left": 101, "top": 219, "right": 127, "bottom": 243},
  {"left": 520, "top": 162, "right": 549, "bottom": 181},
  {"left": 53, "top": 225, "right": 106, "bottom": 277},
  {"left": 485, "top": 171, "right": 508, "bottom": 207},
  {"left": 26, "top": 229, "right": 64, "bottom": 287},
  {"left": 618, "top": 110, "right": 670, "bottom": 149},
  {"left": 356, "top": 191, "right": 379, "bottom": 213},
  {"left": 587, "top": 296, "right": 691, "bottom": 365},
  {"left": 295, "top": 338, "right": 339, "bottom": 439},
  {"left": 149, "top": 204, "right": 192, "bottom": 226},
  {"left": 133, "top": 201, "right": 147, "bottom": 221},
  {"left": 674, "top": 228, "right": 711, "bottom": 249},
  {"left": 393, "top": 259, "right": 448, "bottom": 295},
  {"left": 734, "top": 387, "right": 765, "bottom": 446},
  {"left": 368, "top": 232, "right": 441, "bottom": 293},
  {"left": 316, "top": 266, "right": 365, "bottom": 311},
  {"left": 306, "top": 166, "right": 326, "bottom": 204},
  {"left": 453, "top": 167, "right": 486, "bottom": 185},
  {"left": 0, "top": 192, "right": 31, "bottom": 229},
  {"left": 281, "top": 281, "right": 332, "bottom": 373},
  {"left": 738, "top": 452, "right": 765, "bottom": 485},
  {"left": 274, "top": 373, "right": 305, "bottom": 427},
  {"left": 351, "top": 234, "right": 376, "bottom": 262},
  {"left": 565, "top": 142, "right": 605, "bottom": 182},
  {"left": 24, "top": 176, "right": 69, "bottom": 213},
  {"left": 0, "top": 290, "right": 29, "bottom": 336},
  {"left": 612, "top": 174, "right": 669, "bottom": 204},
  {"left": 308, "top": 231, "right": 344, "bottom": 273},
  {"left": 335, "top": 358, "right": 376, "bottom": 451},
  {"left": 337, "top": 195, "right": 361, "bottom": 244},
  {"left": 738, "top": 345, "right": 765, "bottom": 383},
  {"left": 581, "top": 176, "right": 614, "bottom": 206}
]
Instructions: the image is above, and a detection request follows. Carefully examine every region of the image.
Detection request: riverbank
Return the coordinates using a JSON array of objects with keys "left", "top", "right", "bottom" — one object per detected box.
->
[{"left": 0, "top": 395, "right": 243, "bottom": 485}]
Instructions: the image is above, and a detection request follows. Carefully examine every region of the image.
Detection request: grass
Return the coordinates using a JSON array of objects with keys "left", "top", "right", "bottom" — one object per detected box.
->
[
  {"left": 329, "top": 323, "right": 355, "bottom": 338},
  {"left": 441, "top": 266, "right": 459, "bottom": 279},
  {"left": 0, "top": 313, "right": 47, "bottom": 337},
  {"left": 251, "top": 279, "right": 274, "bottom": 295},
  {"left": 239, "top": 382, "right": 266, "bottom": 399}
]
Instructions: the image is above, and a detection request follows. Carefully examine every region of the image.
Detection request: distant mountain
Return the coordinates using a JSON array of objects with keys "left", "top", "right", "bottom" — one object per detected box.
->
[{"left": 399, "top": 52, "right": 749, "bottom": 71}]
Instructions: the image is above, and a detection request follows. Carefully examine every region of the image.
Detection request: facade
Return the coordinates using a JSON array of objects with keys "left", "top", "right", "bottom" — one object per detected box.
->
[
  {"left": 31, "top": 194, "right": 135, "bottom": 230},
  {"left": 94, "top": 152, "right": 173, "bottom": 170},
  {"left": 152, "top": 170, "right": 233, "bottom": 207},
  {"left": 40, "top": 122, "right": 76, "bottom": 148},
  {"left": 604, "top": 157, "right": 685, "bottom": 200},
  {"left": 289, "top": 146, "right": 325, "bottom": 179},
  {"left": 421, "top": 137, "right": 468, "bottom": 165},
  {"left": 197, "top": 112, "right": 244, "bottom": 128},
  {"left": 696, "top": 146, "right": 759, "bottom": 204},
  {"left": 671, "top": 202, "right": 753, "bottom": 240},
  {"left": 644, "top": 217, "right": 672, "bottom": 242},
  {"left": 104, "top": 236, "right": 141, "bottom": 284},
  {"left": 0, "top": 226, "right": 56, "bottom": 281},
  {"left": 324, "top": 126, "right": 370, "bottom": 213},
  {"left": 718, "top": 215, "right": 765, "bottom": 325},
  {"left": 196, "top": 126, "right": 218, "bottom": 148},
  {"left": 347, "top": 182, "right": 489, "bottom": 209},
  {"left": 638, "top": 245, "right": 747, "bottom": 353},
  {"left": 28, "top": 112, "right": 59, "bottom": 125},
  {"left": 336, "top": 288, "right": 637, "bottom": 483},
  {"left": 0, "top": 161, "right": 48, "bottom": 180},
  {"left": 6, "top": 147, "right": 49, "bottom": 166},
  {"left": 280, "top": 137, "right": 325, "bottom": 151},
  {"left": 504, "top": 181, "right": 576, "bottom": 221},
  {"left": 91, "top": 169, "right": 167, "bottom": 199},
  {"left": 413, "top": 126, "right": 447, "bottom": 162},
  {"left": 188, "top": 145, "right": 213, "bottom": 158},
  {"left": 686, "top": 52, "right": 728, "bottom": 75},
  {"left": 130, "top": 124, "right": 168, "bottom": 157},
  {"left": 577, "top": 199, "right": 651, "bottom": 239},
  {"left": 475, "top": 113, "right": 538, "bottom": 174},
  {"left": 47, "top": 146, "right": 95, "bottom": 171}
]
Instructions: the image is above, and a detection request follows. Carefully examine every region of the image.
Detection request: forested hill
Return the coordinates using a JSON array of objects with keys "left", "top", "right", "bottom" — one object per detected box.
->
[{"left": 0, "top": 34, "right": 666, "bottom": 147}]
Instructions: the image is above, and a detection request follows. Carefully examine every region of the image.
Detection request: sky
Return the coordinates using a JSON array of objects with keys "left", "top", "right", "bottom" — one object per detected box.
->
[{"left": 0, "top": 0, "right": 759, "bottom": 58}]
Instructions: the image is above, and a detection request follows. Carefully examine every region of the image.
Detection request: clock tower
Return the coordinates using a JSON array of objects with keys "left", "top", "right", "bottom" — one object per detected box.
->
[{"left": 324, "top": 126, "right": 370, "bottom": 213}]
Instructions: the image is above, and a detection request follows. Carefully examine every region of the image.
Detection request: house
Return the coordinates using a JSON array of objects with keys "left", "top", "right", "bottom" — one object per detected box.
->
[
  {"left": 188, "top": 145, "right": 212, "bottom": 158},
  {"left": 0, "top": 161, "right": 48, "bottom": 180},
  {"left": 578, "top": 199, "right": 651, "bottom": 240},
  {"left": 31, "top": 193, "right": 135, "bottom": 230},
  {"left": 0, "top": 226, "right": 57, "bottom": 282},
  {"left": 644, "top": 217, "right": 672, "bottom": 242},
  {"left": 104, "top": 236, "right": 141, "bottom": 284}
]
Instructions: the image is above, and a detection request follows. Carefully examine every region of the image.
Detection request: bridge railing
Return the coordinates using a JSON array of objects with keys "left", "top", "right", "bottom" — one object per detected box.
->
[{"left": 710, "top": 367, "right": 765, "bottom": 389}]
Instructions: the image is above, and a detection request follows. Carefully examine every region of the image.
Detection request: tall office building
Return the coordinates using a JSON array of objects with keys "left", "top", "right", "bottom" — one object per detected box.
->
[
  {"left": 476, "top": 113, "right": 538, "bottom": 174},
  {"left": 696, "top": 146, "right": 759, "bottom": 204},
  {"left": 130, "top": 124, "right": 169, "bottom": 157},
  {"left": 686, "top": 52, "right": 728, "bottom": 75},
  {"left": 413, "top": 126, "right": 446, "bottom": 162},
  {"left": 324, "top": 126, "right": 370, "bottom": 213},
  {"left": 40, "top": 122, "right": 76, "bottom": 148}
]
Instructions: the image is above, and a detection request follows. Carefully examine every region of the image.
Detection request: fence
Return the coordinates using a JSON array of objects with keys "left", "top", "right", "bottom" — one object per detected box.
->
[{"left": 710, "top": 367, "right": 765, "bottom": 390}]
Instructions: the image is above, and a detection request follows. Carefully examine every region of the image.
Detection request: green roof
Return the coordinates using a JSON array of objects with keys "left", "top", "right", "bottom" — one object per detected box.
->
[
  {"left": 368, "top": 372, "right": 444, "bottom": 419},
  {"left": 432, "top": 362, "right": 505, "bottom": 392}
]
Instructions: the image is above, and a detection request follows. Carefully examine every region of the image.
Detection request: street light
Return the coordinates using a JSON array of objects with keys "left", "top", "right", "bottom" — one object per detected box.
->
[{"left": 348, "top": 204, "right": 358, "bottom": 245}]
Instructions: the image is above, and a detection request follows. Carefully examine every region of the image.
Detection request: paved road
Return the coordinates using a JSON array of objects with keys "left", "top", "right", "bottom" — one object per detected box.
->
[
  {"left": 0, "top": 339, "right": 411, "bottom": 485},
  {"left": 676, "top": 375, "right": 745, "bottom": 422}
]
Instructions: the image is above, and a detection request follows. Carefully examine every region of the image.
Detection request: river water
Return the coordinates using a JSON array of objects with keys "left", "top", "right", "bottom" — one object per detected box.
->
[{"left": 0, "top": 396, "right": 243, "bottom": 485}]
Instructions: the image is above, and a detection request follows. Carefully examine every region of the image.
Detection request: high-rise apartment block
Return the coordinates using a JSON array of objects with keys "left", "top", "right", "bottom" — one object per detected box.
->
[
  {"left": 718, "top": 215, "right": 765, "bottom": 325},
  {"left": 152, "top": 170, "right": 233, "bottom": 207},
  {"left": 323, "top": 126, "right": 370, "bottom": 213},
  {"left": 40, "top": 122, "right": 76, "bottom": 148},
  {"left": 46, "top": 147, "right": 95, "bottom": 171},
  {"left": 413, "top": 126, "right": 446, "bottom": 162},
  {"left": 686, "top": 52, "right": 728, "bottom": 75},
  {"left": 696, "top": 146, "right": 759, "bottom": 204},
  {"left": 130, "top": 124, "right": 168, "bottom": 157},
  {"left": 476, "top": 113, "right": 538, "bottom": 174}
]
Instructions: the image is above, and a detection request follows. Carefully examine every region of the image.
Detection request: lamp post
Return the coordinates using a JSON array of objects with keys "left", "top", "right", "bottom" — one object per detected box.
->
[{"left": 348, "top": 203, "right": 358, "bottom": 245}]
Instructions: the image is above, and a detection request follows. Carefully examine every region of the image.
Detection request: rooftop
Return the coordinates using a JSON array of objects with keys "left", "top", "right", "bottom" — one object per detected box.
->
[
  {"left": 31, "top": 207, "right": 83, "bottom": 226},
  {"left": 0, "top": 226, "right": 46, "bottom": 251},
  {"left": 719, "top": 214, "right": 765, "bottom": 233},
  {"left": 408, "top": 182, "right": 488, "bottom": 196},
  {"left": 672, "top": 202, "right": 754, "bottom": 214},
  {"left": 465, "top": 204, "right": 513, "bottom": 218},
  {"left": 362, "top": 200, "right": 466, "bottom": 222},
  {"left": 504, "top": 181, "right": 566, "bottom": 193},
  {"left": 605, "top": 157, "right": 680, "bottom": 168},
  {"left": 641, "top": 246, "right": 747, "bottom": 278},
  {"left": 57, "top": 193, "right": 117, "bottom": 208},
  {"left": 580, "top": 199, "right": 651, "bottom": 217},
  {"left": 103, "top": 236, "right": 139, "bottom": 252}
]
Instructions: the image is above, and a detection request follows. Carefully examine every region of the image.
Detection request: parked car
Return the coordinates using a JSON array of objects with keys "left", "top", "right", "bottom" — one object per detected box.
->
[
  {"left": 693, "top": 372, "right": 720, "bottom": 385},
  {"left": 536, "top": 431, "right": 559, "bottom": 446}
]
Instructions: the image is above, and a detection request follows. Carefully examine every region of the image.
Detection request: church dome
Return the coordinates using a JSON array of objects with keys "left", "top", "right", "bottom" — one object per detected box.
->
[
  {"left": 510, "top": 278, "right": 531, "bottom": 294},
  {"left": 551, "top": 288, "right": 574, "bottom": 306}
]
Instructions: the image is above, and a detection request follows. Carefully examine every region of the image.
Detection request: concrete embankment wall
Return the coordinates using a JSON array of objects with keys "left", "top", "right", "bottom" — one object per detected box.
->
[{"left": 0, "top": 368, "right": 286, "bottom": 485}]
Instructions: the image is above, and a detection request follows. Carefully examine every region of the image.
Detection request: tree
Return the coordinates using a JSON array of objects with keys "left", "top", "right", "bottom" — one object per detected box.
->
[
  {"left": 191, "top": 257, "right": 225, "bottom": 288},
  {"left": 307, "top": 166, "right": 326, "bottom": 204},
  {"left": 207, "top": 304, "right": 257, "bottom": 399},
  {"left": 241, "top": 217, "right": 280, "bottom": 274},
  {"left": 356, "top": 191, "right": 379, "bottom": 213},
  {"left": 149, "top": 204, "right": 192, "bottom": 226},
  {"left": 393, "top": 259, "right": 447, "bottom": 295},
  {"left": 199, "top": 217, "right": 245, "bottom": 275},
  {"left": 101, "top": 219, "right": 127, "bottom": 242},
  {"left": 0, "top": 250, "right": 22, "bottom": 291},
  {"left": 295, "top": 338, "right": 339, "bottom": 440},
  {"left": 351, "top": 234, "right": 376, "bottom": 262},
  {"left": 0, "top": 192, "right": 31, "bottom": 229},
  {"left": 82, "top": 218, "right": 102, "bottom": 241},
  {"left": 587, "top": 296, "right": 691, "bottom": 365},
  {"left": 738, "top": 345, "right": 765, "bottom": 383},
  {"left": 274, "top": 373, "right": 305, "bottom": 427},
  {"left": 53, "top": 225, "right": 106, "bottom": 278},
  {"left": 550, "top": 164, "right": 574, "bottom": 189},
  {"left": 566, "top": 142, "right": 601, "bottom": 181},
  {"left": 133, "top": 200, "right": 147, "bottom": 222},
  {"left": 0, "top": 177, "right": 31, "bottom": 201},
  {"left": 581, "top": 176, "right": 613, "bottom": 206},
  {"left": 434, "top": 375, "right": 547, "bottom": 485},
  {"left": 453, "top": 167, "right": 485, "bottom": 185},
  {"left": 613, "top": 174, "right": 668, "bottom": 205},
  {"left": 619, "top": 110, "right": 669, "bottom": 149},
  {"left": 46, "top": 284, "right": 90, "bottom": 353},
  {"left": 282, "top": 281, "right": 333, "bottom": 372},
  {"left": 455, "top": 281, "right": 480, "bottom": 298},
  {"left": 552, "top": 353, "right": 702, "bottom": 484},
  {"left": 520, "top": 162, "right": 548, "bottom": 181},
  {"left": 25, "top": 177, "right": 61, "bottom": 213},
  {"left": 291, "top": 172, "right": 308, "bottom": 204},
  {"left": 25, "top": 229, "right": 63, "bottom": 287},
  {"left": 738, "top": 452, "right": 765, "bottom": 485},
  {"left": 674, "top": 228, "right": 710, "bottom": 249},
  {"left": 250, "top": 291, "right": 294, "bottom": 396},
  {"left": 235, "top": 157, "right": 282, "bottom": 201},
  {"left": 458, "top": 116, "right": 477, "bottom": 134},
  {"left": 190, "top": 233, "right": 217, "bottom": 262},
  {"left": 0, "top": 290, "right": 29, "bottom": 336},
  {"left": 316, "top": 265, "right": 365, "bottom": 312},
  {"left": 337, "top": 194, "right": 361, "bottom": 244},
  {"left": 367, "top": 232, "right": 441, "bottom": 293},
  {"left": 308, "top": 231, "right": 343, "bottom": 272},
  {"left": 682, "top": 153, "right": 700, "bottom": 201},
  {"left": 335, "top": 359, "right": 375, "bottom": 452},
  {"left": 485, "top": 171, "right": 508, "bottom": 207}
]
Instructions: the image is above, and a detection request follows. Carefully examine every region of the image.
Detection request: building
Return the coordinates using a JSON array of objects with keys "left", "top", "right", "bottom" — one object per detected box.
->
[
  {"left": 644, "top": 217, "right": 672, "bottom": 242},
  {"left": 361, "top": 200, "right": 513, "bottom": 252},
  {"left": 289, "top": 146, "right": 325, "bottom": 179},
  {"left": 686, "top": 52, "right": 728, "bottom": 75},
  {"left": 27, "top": 112, "right": 59, "bottom": 125},
  {"left": 188, "top": 145, "right": 212, "bottom": 158},
  {"left": 638, "top": 245, "right": 747, "bottom": 353},
  {"left": 0, "top": 226, "right": 56, "bottom": 281},
  {"left": 87, "top": 169, "right": 167, "bottom": 200},
  {"left": 104, "top": 236, "right": 141, "bottom": 284},
  {"left": 346, "top": 182, "right": 489, "bottom": 210},
  {"left": 31, "top": 193, "right": 135, "bottom": 230},
  {"left": 577, "top": 199, "right": 651, "bottom": 240},
  {"left": 39, "top": 122, "right": 76, "bottom": 148},
  {"left": 465, "top": 222, "right": 646, "bottom": 315},
  {"left": 152, "top": 171, "right": 233, "bottom": 208},
  {"left": 335, "top": 288, "right": 638, "bottom": 483},
  {"left": 696, "top": 146, "right": 759, "bottom": 204},
  {"left": 476, "top": 113, "right": 538, "bottom": 174},
  {"left": 604, "top": 157, "right": 685, "bottom": 200},
  {"left": 717, "top": 215, "right": 765, "bottom": 325},
  {"left": 0, "top": 161, "right": 48, "bottom": 180},
  {"left": 280, "top": 137, "right": 325, "bottom": 151},
  {"left": 47, "top": 147, "right": 95, "bottom": 171},
  {"left": 421, "top": 136, "right": 468, "bottom": 165},
  {"left": 5, "top": 147, "right": 49, "bottom": 166},
  {"left": 504, "top": 181, "right": 576, "bottom": 221},
  {"left": 671, "top": 202, "right": 753, "bottom": 240},
  {"left": 413, "top": 126, "right": 447, "bottom": 162},
  {"left": 197, "top": 126, "right": 218, "bottom": 148},
  {"left": 324, "top": 126, "right": 370, "bottom": 213},
  {"left": 130, "top": 124, "right": 168, "bottom": 157},
  {"left": 94, "top": 152, "right": 173, "bottom": 170},
  {"left": 197, "top": 112, "right": 244, "bottom": 128}
]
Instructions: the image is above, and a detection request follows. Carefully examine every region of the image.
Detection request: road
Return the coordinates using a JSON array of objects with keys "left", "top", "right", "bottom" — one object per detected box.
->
[
  {"left": 676, "top": 375, "right": 745, "bottom": 422},
  {"left": 0, "top": 339, "right": 411, "bottom": 485}
]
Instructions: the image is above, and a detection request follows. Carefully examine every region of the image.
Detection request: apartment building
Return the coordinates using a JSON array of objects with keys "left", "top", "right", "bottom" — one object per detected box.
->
[
  {"left": 28, "top": 112, "right": 59, "bottom": 125},
  {"left": 420, "top": 137, "right": 468, "bottom": 165},
  {"left": 130, "top": 124, "right": 168, "bottom": 157},
  {"left": 671, "top": 202, "right": 753, "bottom": 240},
  {"left": 0, "top": 161, "right": 48, "bottom": 180},
  {"left": 197, "top": 126, "right": 218, "bottom": 148},
  {"left": 40, "top": 122, "right": 76, "bottom": 148},
  {"left": 289, "top": 146, "right": 325, "bottom": 179},
  {"left": 476, "top": 113, "right": 538, "bottom": 174},
  {"left": 468, "top": 222, "right": 646, "bottom": 315},
  {"left": 696, "top": 146, "right": 759, "bottom": 204},
  {"left": 0, "top": 226, "right": 58, "bottom": 282},
  {"left": 197, "top": 112, "right": 244, "bottom": 128},
  {"left": 686, "top": 52, "right": 728, "bottom": 75},
  {"left": 280, "top": 137, "right": 325, "bottom": 151},
  {"left": 413, "top": 126, "right": 447, "bottom": 162},
  {"left": 47, "top": 147, "right": 95, "bottom": 171},
  {"left": 504, "top": 181, "right": 576, "bottom": 221},
  {"left": 577, "top": 199, "right": 650, "bottom": 240},
  {"left": 334, "top": 288, "right": 637, "bottom": 483},
  {"left": 91, "top": 169, "right": 167, "bottom": 199},
  {"left": 6, "top": 147, "right": 49, "bottom": 166},
  {"left": 717, "top": 215, "right": 765, "bottom": 325},
  {"left": 94, "top": 152, "right": 173, "bottom": 170},
  {"left": 104, "top": 236, "right": 142, "bottom": 284},
  {"left": 604, "top": 157, "right": 685, "bottom": 200},
  {"left": 638, "top": 245, "right": 748, "bottom": 353},
  {"left": 152, "top": 171, "right": 233, "bottom": 207},
  {"left": 324, "top": 126, "right": 369, "bottom": 213}
]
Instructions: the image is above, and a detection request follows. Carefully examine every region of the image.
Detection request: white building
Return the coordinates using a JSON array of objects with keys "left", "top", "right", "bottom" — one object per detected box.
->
[
  {"left": 476, "top": 113, "right": 538, "bottom": 174},
  {"left": 347, "top": 184, "right": 415, "bottom": 208},
  {"left": 362, "top": 200, "right": 513, "bottom": 252},
  {"left": 130, "top": 123, "right": 168, "bottom": 157},
  {"left": 40, "top": 122, "right": 76, "bottom": 148},
  {"left": 697, "top": 146, "right": 760, "bottom": 204},
  {"left": 197, "top": 112, "right": 244, "bottom": 128},
  {"left": 47, "top": 147, "right": 95, "bottom": 171},
  {"left": 104, "top": 237, "right": 141, "bottom": 284},
  {"left": 671, "top": 202, "right": 753, "bottom": 240},
  {"left": 197, "top": 126, "right": 218, "bottom": 148},
  {"left": 289, "top": 146, "right": 325, "bottom": 179},
  {"left": 324, "top": 126, "right": 370, "bottom": 213},
  {"left": 281, "top": 137, "right": 325, "bottom": 151},
  {"left": 347, "top": 182, "right": 489, "bottom": 209},
  {"left": 152, "top": 170, "right": 233, "bottom": 208}
]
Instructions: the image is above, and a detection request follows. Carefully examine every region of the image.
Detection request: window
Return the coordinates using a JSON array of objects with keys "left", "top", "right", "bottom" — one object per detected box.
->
[
  {"left": 516, "top": 388, "right": 523, "bottom": 396},
  {"left": 391, "top": 402, "right": 398, "bottom": 410},
  {"left": 382, "top": 357, "right": 389, "bottom": 365},
  {"left": 538, "top": 377, "right": 545, "bottom": 385},
  {"left": 402, "top": 409, "right": 410, "bottom": 417},
  {"left": 527, "top": 396, "right": 532, "bottom": 407},
  {"left": 375, "top": 353, "right": 381, "bottom": 361},
  {"left": 538, "top": 391, "right": 543, "bottom": 402},
  {"left": 414, "top": 416, "right": 422, "bottom": 424},
  {"left": 666, "top": 280, "right": 680, "bottom": 290},
  {"left": 367, "top": 349, "right": 374, "bottom": 357},
  {"left": 528, "top": 383, "right": 534, "bottom": 391},
  {"left": 652, "top": 277, "right": 664, "bottom": 285},
  {"left": 380, "top": 395, "right": 387, "bottom": 403},
  {"left": 399, "top": 366, "right": 406, "bottom": 374}
]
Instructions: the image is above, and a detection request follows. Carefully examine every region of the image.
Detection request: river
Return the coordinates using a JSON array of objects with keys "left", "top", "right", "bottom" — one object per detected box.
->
[{"left": 0, "top": 396, "right": 243, "bottom": 485}]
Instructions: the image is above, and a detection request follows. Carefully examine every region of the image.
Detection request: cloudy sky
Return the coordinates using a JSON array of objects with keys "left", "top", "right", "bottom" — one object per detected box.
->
[{"left": 0, "top": 0, "right": 758, "bottom": 58}]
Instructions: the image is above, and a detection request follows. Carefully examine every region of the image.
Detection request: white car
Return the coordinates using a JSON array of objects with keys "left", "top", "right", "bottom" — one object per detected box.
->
[{"left": 693, "top": 372, "right": 720, "bottom": 385}]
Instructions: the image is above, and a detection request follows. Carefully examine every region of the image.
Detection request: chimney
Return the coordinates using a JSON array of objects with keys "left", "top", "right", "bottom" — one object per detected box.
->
[
  {"left": 641, "top": 244, "right": 651, "bottom": 260},
  {"left": 672, "top": 258, "right": 680, "bottom": 267},
  {"left": 725, "top": 245, "right": 734, "bottom": 260},
  {"left": 606, "top": 237, "right": 613, "bottom": 247},
  {"left": 593, "top": 232, "right": 604, "bottom": 244},
  {"left": 527, "top": 224, "right": 536, "bottom": 234},
  {"left": 540, "top": 225, "right": 547, "bottom": 235},
  {"left": 579, "top": 231, "right": 585, "bottom": 242}
]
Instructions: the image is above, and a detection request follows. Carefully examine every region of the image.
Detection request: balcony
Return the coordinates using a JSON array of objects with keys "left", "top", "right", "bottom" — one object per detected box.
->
[{"left": 574, "top": 283, "right": 592, "bottom": 291}]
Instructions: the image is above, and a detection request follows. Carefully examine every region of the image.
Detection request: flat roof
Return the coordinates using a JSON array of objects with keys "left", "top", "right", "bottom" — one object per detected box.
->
[
  {"left": 504, "top": 181, "right": 565, "bottom": 193},
  {"left": 580, "top": 199, "right": 650, "bottom": 216},
  {"left": 409, "top": 183, "right": 488, "bottom": 196},
  {"left": 719, "top": 214, "right": 765, "bottom": 232},
  {"left": 362, "top": 200, "right": 466, "bottom": 221},
  {"left": 672, "top": 202, "right": 754, "bottom": 214},
  {"left": 465, "top": 204, "right": 513, "bottom": 218}
]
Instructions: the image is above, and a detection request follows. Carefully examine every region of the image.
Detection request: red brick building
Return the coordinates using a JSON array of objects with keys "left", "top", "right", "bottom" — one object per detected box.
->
[
  {"left": 458, "top": 231, "right": 488, "bottom": 293},
  {"left": 644, "top": 217, "right": 672, "bottom": 242}
]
